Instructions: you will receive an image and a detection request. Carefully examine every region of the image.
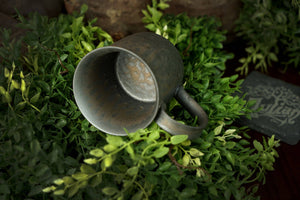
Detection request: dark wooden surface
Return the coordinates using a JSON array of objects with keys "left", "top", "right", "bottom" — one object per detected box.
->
[
  {"left": 224, "top": 40, "right": 300, "bottom": 200},
  {"left": 257, "top": 137, "right": 300, "bottom": 200}
]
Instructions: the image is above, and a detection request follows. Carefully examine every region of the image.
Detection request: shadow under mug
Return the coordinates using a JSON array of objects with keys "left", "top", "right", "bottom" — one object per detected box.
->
[{"left": 73, "top": 32, "right": 208, "bottom": 139}]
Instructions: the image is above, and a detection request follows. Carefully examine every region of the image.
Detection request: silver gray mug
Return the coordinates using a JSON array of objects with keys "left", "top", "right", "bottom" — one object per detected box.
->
[{"left": 73, "top": 32, "right": 208, "bottom": 139}]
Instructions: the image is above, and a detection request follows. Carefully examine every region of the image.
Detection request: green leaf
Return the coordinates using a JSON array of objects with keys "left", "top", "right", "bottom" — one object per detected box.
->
[
  {"left": 53, "top": 179, "right": 64, "bottom": 185},
  {"left": 4, "top": 67, "right": 10, "bottom": 78},
  {"left": 81, "top": 26, "right": 89, "bottom": 36},
  {"left": 224, "top": 187, "right": 232, "bottom": 200},
  {"left": 177, "top": 33, "right": 187, "bottom": 43},
  {"left": 225, "top": 151, "right": 235, "bottom": 166},
  {"left": 11, "top": 80, "right": 20, "bottom": 89},
  {"left": 215, "top": 103, "right": 226, "bottom": 112},
  {"left": 20, "top": 79, "right": 26, "bottom": 93},
  {"left": 182, "top": 154, "right": 190, "bottom": 166},
  {"left": 247, "top": 99, "right": 257, "bottom": 108},
  {"left": 253, "top": 140, "right": 264, "bottom": 151},
  {"left": 63, "top": 176, "right": 74, "bottom": 185},
  {"left": 225, "top": 141, "right": 236, "bottom": 149},
  {"left": 128, "top": 131, "right": 140, "bottom": 140},
  {"left": 171, "top": 135, "right": 188, "bottom": 145},
  {"left": 214, "top": 124, "right": 223, "bottom": 135},
  {"left": 268, "top": 135, "right": 275, "bottom": 147},
  {"left": 61, "top": 32, "right": 72, "bottom": 38},
  {"left": 72, "top": 172, "right": 89, "bottom": 181},
  {"left": 60, "top": 54, "right": 68, "bottom": 62},
  {"left": 145, "top": 23, "right": 156, "bottom": 31},
  {"left": 189, "top": 148, "right": 204, "bottom": 157},
  {"left": 192, "top": 82, "right": 203, "bottom": 90},
  {"left": 83, "top": 158, "right": 98, "bottom": 165},
  {"left": 153, "top": 146, "right": 169, "bottom": 158},
  {"left": 102, "top": 187, "right": 118, "bottom": 196},
  {"left": 81, "top": 41, "right": 93, "bottom": 52},
  {"left": 37, "top": 80, "right": 50, "bottom": 93},
  {"left": 103, "top": 156, "right": 113, "bottom": 168},
  {"left": 72, "top": 16, "right": 84, "bottom": 33},
  {"left": 80, "top": 164, "right": 96, "bottom": 173},
  {"left": 239, "top": 139, "right": 250, "bottom": 146},
  {"left": 98, "top": 30, "right": 113, "bottom": 42},
  {"left": 68, "top": 184, "right": 80, "bottom": 197},
  {"left": 222, "top": 95, "right": 233, "bottom": 103},
  {"left": 126, "top": 144, "right": 135, "bottom": 158},
  {"left": 224, "top": 129, "right": 236, "bottom": 135},
  {"left": 33, "top": 55, "right": 39, "bottom": 72},
  {"left": 157, "top": 2, "right": 170, "bottom": 9},
  {"left": 151, "top": 8, "right": 163, "bottom": 23},
  {"left": 0, "top": 86, "right": 6, "bottom": 95},
  {"left": 208, "top": 185, "right": 218, "bottom": 197},
  {"left": 175, "top": 23, "right": 181, "bottom": 37},
  {"left": 3, "top": 91, "right": 11, "bottom": 103},
  {"left": 204, "top": 62, "right": 219, "bottom": 68},
  {"left": 90, "top": 148, "right": 104, "bottom": 157},
  {"left": 106, "top": 135, "right": 124, "bottom": 147},
  {"left": 19, "top": 71, "right": 24, "bottom": 79},
  {"left": 148, "top": 130, "right": 160, "bottom": 140},
  {"left": 42, "top": 186, "right": 56, "bottom": 193},
  {"left": 268, "top": 52, "right": 278, "bottom": 62},
  {"left": 201, "top": 141, "right": 211, "bottom": 149},
  {"left": 54, "top": 189, "right": 65, "bottom": 195},
  {"left": 127, "top": 166, "right": 139, "bottom": 176},
  {"left": 30, "top": 92, "right": 40, "bottom": 103},
  {"left": 79, "top": 4, "right": 88, "bottom": 15},
  {"left": 158, "top": 161, "right": 172, "bottom": 171},
  {"left": 90, "top": 174, "right": 102, "bottom": 187},
  {"left": 55, "top": 119, "right": 67, "bottom": 129},
  {"left": 211, "top": 95, "right": 222, "bottom": 103},
  {"left": 30, "top": 139, "right": 41, "bottom": 154},
  {"left": 0, "top": 184, "right": 10, "bottom": 194},
  {"left": 103, "top": 144, "right": 117, "bottom": 152}
]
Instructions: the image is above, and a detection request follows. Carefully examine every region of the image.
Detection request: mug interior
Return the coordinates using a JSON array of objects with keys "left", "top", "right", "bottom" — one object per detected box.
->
[
  {"left": 73, "top": 47, "right": 159, "bottom": 135},
  {"left": 116, "top": 51, "right": 156, "bottom": 102}
]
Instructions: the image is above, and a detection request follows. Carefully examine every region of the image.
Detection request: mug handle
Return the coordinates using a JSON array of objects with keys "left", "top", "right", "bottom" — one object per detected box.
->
[{"left": 155, "top": 86, "right": 208, "bottom": 139}]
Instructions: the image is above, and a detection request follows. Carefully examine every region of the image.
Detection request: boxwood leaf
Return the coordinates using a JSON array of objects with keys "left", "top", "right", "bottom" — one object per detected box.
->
[
  {"left": 53, "top": 189, "right": 65, "bottom": 195},
  {"left": 253, "top": 140, "right": 264, "bottom": 151},
  {"left": 80, "top": 164, "right": 96, "bottom": 173},
  {"left": 89, "top": 148, "right": 104, "bottom": 157},
  {"left": 72, "top": 172, "right": 88, "bottom": 181},
  {"left": 127, "top": 166, "right": 139, "bottom": 176},
  {"left": 68, "top": 183, "right": 80, "bottom": 197},
  {"left": 106, "top": 135, "right": 124, "bottom": 147},
  {"left": 171, "top": 135, "right": 188, "bottom": 145},
  {"left": 90, "top": 174, "right": 102, "bottom": 187},
  {"left": 153, "top": 146, "right": 169, "bottom": 158},
  {"left": 102, "top": 187, "right": 118, "bottom": 196}
]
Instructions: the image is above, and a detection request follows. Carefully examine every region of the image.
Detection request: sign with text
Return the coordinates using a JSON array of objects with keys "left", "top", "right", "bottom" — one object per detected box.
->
[{"left": 238, "top": 71, "right": 300, "bottom": 145}]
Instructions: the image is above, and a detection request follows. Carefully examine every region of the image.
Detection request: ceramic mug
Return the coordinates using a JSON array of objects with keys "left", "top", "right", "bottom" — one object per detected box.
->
[{"left": 73, "top": 32, "right": 208, "bottom": 139}]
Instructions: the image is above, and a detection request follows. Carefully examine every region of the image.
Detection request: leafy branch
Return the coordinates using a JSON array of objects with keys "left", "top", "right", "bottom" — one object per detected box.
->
[{"left": 235, "top": 0, "right": 300, "bottom": 74}]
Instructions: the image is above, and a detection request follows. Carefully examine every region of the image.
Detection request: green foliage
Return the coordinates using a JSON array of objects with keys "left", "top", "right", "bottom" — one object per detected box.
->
[
  {"left": 0, "top": 1, "right": 280, "bottom": 200},
  {"left": 0, "top": 5, "right": 112, "bottom": 199},
  {"left": 44, "top": 126, "right": 192, "bottom": 199},
  {"left": 235, "top": 0, "right": 300, "bottom": 74}
]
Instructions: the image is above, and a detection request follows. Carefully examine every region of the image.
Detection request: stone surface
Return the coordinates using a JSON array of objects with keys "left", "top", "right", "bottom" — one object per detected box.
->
[
  {"left": 238, "top": 71, "right": 300, "bottom": 145},
  {"left": 64, "top": 0, "right": 151, "bottom": 40},
  {"left": 0, "top": 0, "right": 64, "bottom": 17},
  {"left": 0, "top": 0, "right": 65, "bottom": 43},
  {"left": 64, "top": 0, "right": 241, "bottom": 40},
  {"left": 164, "top": 0, "right": 241, "bottom": 37}
]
